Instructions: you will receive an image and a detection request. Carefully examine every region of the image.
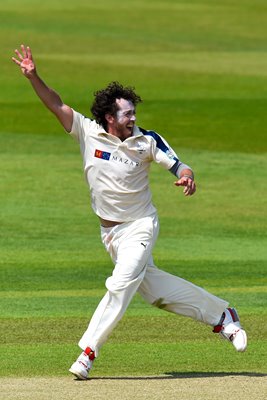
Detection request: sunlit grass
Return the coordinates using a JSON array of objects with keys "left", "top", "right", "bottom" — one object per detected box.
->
[{"left": 0, "top": 0, "right": 267, "bottom": 377}]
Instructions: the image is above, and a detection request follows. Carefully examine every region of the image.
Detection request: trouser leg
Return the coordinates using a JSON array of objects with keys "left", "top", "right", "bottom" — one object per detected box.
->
[
  {"left": 79, "top": 269, "right": 146, "bottom": 356},
  {"left": 138, "top": 259, "right": 228, "bottom": 326},
  {"left": 79, "top": 215, "right": 158, "bottom": 356}
]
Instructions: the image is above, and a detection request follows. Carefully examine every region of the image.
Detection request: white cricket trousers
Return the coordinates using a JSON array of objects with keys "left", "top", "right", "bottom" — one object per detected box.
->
[{"left": 79, "top": 213, "right": 228, "bottom": 356}]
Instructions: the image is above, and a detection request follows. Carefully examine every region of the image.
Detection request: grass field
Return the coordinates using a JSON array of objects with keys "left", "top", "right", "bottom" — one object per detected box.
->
[{"left": 0, "top": 0, "right": 267, "bottom": 398}]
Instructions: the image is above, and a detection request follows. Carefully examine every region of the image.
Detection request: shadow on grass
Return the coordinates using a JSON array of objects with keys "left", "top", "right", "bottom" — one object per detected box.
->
[{"left": 85, "top": 372, "right": 266, "bottom": 381}]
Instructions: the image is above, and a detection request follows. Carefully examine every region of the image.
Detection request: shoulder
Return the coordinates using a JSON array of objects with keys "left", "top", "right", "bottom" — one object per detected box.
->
[
  {"left": 69, "top": 109, "right": 106, "bottom": 142},
  {"left": 138, "top": 127, "right": 169, "bottom": 151},
  {"left": 72, "top": 109, "right": 104, "bottom": 133}
]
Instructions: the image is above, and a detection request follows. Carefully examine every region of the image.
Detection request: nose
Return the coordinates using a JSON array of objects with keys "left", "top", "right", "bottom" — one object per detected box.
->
[{"left": 130, "top": 114, "right": 136, "bottom": 122}]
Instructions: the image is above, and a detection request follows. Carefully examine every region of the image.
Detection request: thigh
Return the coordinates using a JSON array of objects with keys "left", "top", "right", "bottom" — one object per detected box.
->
[{"left": 102, "top": 214, "right": 159, "bottom": 284}]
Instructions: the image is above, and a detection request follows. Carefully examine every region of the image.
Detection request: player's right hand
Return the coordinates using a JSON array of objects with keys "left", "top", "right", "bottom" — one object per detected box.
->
[{"left": 12, "top": 45, "right": 36, "bottom": 79}]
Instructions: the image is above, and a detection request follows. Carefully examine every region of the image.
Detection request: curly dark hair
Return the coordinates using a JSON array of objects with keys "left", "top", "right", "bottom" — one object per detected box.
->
[{"left": 91, "top": 81, "right": 142, "bottom": 130}]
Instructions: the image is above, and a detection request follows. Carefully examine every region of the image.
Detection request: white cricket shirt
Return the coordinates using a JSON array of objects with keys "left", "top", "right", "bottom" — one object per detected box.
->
[{"left": 68, "top": 109, "right": 183, "bottom": 222}]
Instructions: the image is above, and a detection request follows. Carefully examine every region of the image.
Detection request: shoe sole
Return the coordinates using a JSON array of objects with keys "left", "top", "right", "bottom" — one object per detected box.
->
[{"left": 69, "top": 367, "right": 88, "bottom": 380}]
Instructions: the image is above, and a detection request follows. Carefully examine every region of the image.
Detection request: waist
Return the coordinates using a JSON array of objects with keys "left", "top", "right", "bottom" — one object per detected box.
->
[{"left": 98, "top": 217, "right": 124, "bottom": 228}]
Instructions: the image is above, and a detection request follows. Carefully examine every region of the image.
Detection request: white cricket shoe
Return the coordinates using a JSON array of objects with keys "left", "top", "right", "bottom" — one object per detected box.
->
[
  {"left": 213, "top": 307, "right": 247, "bottom": 352},
  {"left": 69, "top": 350, "right": 94, "bottom": 380}
]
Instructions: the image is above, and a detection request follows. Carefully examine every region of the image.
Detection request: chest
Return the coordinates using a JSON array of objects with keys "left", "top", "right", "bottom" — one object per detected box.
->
[{"left": 82, "top": 135, "right": 150, "bottom": 172}]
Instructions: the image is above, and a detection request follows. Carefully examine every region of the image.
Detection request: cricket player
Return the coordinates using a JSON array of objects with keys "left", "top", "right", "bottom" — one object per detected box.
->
[{"left": 12, "top": 45, "right": 247, "bottom": 380}]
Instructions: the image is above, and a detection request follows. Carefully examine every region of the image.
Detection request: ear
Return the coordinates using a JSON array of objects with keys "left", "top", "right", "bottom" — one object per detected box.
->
[{"left": 105, "top": 113, "right": 115, "bottom": 125}]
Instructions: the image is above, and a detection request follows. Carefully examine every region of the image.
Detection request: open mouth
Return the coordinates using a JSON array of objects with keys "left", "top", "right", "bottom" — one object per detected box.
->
[{"left": 127, "top": 125, "right": 134, "bottom": 132}]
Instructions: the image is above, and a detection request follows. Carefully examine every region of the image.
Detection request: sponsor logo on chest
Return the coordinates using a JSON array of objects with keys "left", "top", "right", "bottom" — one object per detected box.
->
[
  {"left": 94, "top": 149, "right": 141, "bottom": 167},
  {"left": 111, "top": 155, "right": 140, "bottom": 167},
  {"left": 94, "top": 149, "right": 111, "bottom": 160}
]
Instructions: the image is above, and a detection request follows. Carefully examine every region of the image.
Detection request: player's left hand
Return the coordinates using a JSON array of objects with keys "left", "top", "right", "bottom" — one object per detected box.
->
[{"left": 174, "top": 176, "right": 196, "bottom": 196}]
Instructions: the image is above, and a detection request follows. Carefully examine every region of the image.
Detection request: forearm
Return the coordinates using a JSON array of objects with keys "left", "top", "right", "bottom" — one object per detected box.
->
[
  {"left": 12, "top": 45, "right": 73, "bottom": 131},
  {"left": 29, "top": 73, "right": 63, "bottom": 115},
  {"left": 179, "top": 167, "right": 194, "bottom": 180},
  {"left": 170, "top": 161, "right": 194, "bottom": 179}
]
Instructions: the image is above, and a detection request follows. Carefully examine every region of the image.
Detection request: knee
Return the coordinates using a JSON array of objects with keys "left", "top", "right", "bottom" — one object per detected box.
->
[{"left": 106, "top": 268, "right": 145, "bottom": 292}]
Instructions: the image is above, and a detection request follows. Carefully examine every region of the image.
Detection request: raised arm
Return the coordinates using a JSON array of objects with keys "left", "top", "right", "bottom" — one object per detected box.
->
[{"left": 12, "top": 44, "right": 73, "bottom": 132}]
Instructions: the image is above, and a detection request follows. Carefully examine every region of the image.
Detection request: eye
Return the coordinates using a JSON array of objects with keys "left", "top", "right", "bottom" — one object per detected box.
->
[{"left": 126, "top": 110, "right": 135, "bottom": 117}]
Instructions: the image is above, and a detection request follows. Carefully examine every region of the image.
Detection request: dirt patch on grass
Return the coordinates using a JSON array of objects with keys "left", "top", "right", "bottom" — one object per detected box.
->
[{"left": 1, "top": 375, "right": 266, "bottom": 400}]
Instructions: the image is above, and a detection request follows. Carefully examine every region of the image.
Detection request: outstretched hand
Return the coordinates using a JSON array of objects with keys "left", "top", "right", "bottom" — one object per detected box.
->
[
  {"left": 12, "top": 44, "right": 36, "bottom": 79},
  {"left": 174, "top": 176, "right": 196, "bottom": 196}
]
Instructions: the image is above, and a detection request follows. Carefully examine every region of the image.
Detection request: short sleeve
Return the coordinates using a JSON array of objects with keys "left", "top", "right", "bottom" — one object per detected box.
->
[
  {"left": 146, "top": 131, "right": 179, "bottom": 170},
  {"left": 68, "top": 109, "right": 93, "bottom": 142}
]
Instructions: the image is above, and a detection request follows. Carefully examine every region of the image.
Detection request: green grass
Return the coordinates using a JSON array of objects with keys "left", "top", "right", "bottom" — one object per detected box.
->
[{"left": 0, "top": 0, "right": 267, "bottom": 377}]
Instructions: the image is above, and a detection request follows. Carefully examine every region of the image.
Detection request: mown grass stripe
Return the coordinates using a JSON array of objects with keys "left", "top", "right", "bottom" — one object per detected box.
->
[
  {"left": 0, "top": 289, "right": 106, "bottom": 298},
  {"left": 0, "top": 286, "right": 266, "bottom": 299},
  {"left": 35, "top": 52, "right": 267, "bottom": 77}
]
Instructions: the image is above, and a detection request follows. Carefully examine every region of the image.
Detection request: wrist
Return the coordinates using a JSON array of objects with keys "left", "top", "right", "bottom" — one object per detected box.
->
[
  {"left": 182, "top": 174, "right": 194, "bottom": 180},
  {"left": 26, "top": 69, "right": 38, "bottom": 81}
]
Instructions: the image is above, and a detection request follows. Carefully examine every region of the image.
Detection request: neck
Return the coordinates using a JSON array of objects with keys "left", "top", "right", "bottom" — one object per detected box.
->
[{"left": 108, "top": 127, "right": 132, "bottom": 141}]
